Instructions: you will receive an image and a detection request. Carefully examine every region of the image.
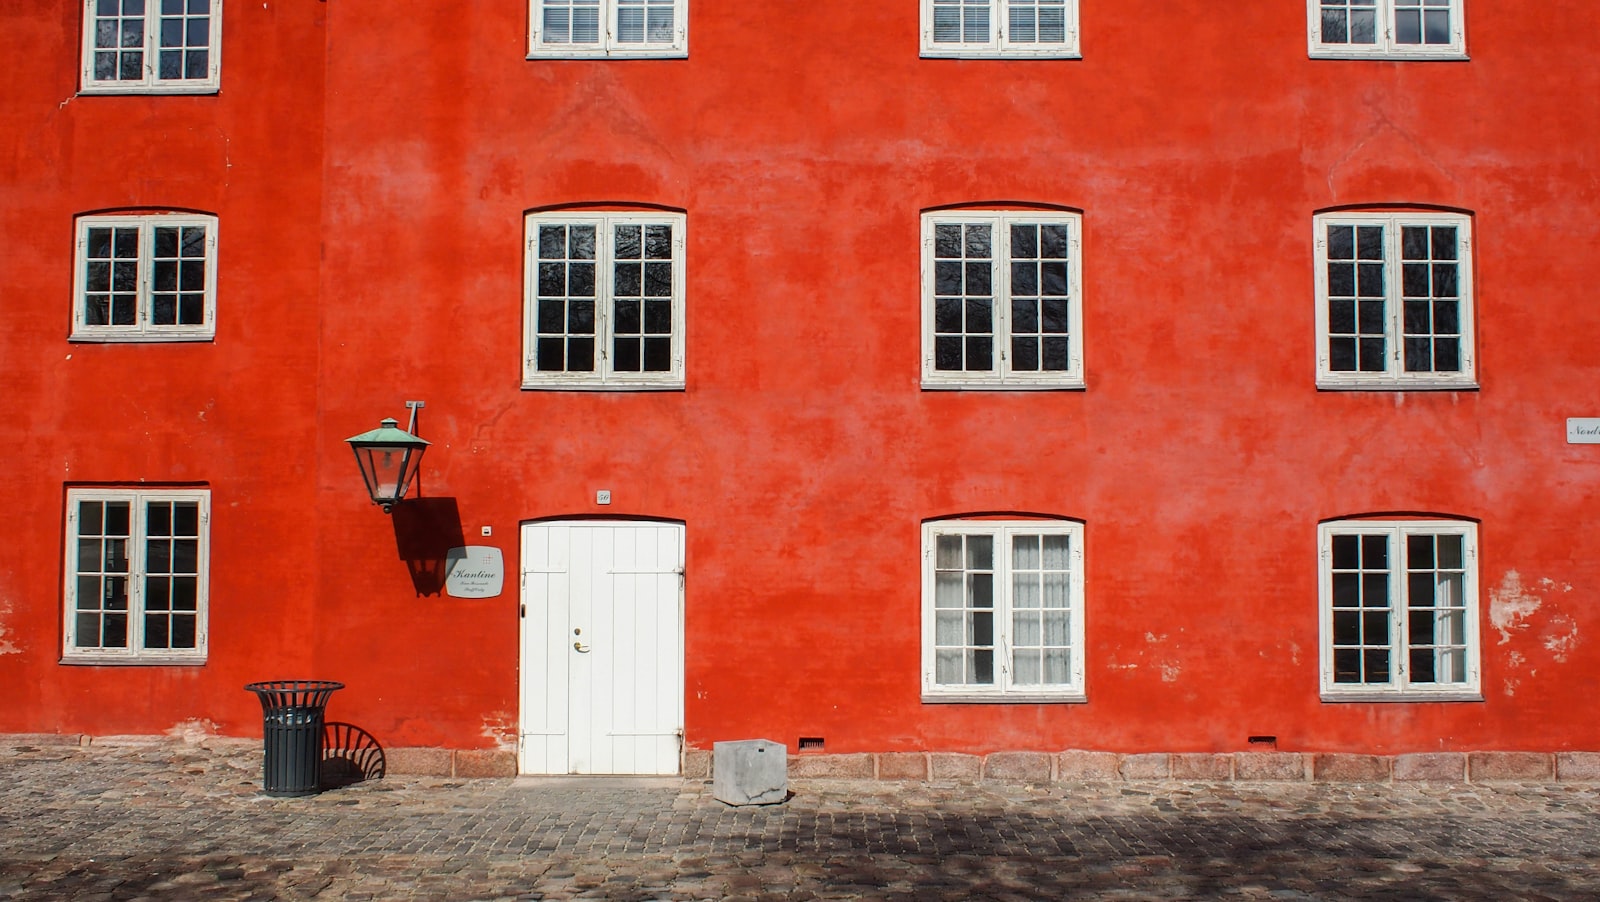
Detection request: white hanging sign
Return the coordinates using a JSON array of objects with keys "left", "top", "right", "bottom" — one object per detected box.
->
[
  {"left": 1568, "top": 419, "right": 1600, "bottom": 444},
  {"left": 445, "top": 546, "right": 505, "bottom": 598}
]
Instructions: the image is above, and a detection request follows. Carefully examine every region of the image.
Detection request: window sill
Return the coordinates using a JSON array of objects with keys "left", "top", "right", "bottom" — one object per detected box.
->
[
  {"left": 521, "top": 380, "right": 685, "bottom": 391},
  {"left": 1308, "top": 50, "right": 1468, "bottom": 62},
  {"left": 920, "top": 49, "right": 1081, "bottom": 60},
  {"left": 78, "top": 85, "right": 220, "bottom": 96},
  {"left": 1316, "top": 377, "right": 1477, "bottom": 392},
  {"left": 70, "top": 332, "right": 216, "bottom": 343},
  {"left": 61, "top": 654, "right": 208, "bottom": 666},
  {"left": 922, "top": 692, "right": 1086, "bottom": 704},
  {"left": 921, "top": 379, "right": 1086, "bottom": 391},
  {"left": 525, "top": 49, "right": 687, "bottom": 60},
  {"left": 1320, "top": 689, "right": 1482, "bottom": 703}
]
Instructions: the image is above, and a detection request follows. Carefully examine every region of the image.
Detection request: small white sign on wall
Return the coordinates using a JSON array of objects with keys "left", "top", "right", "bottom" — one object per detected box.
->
[
  {"left": 1568, "top": 419, "right": 1600, "bottom": 444},
  {"left": 445, "top": 546, "right": 505, "bottom": 598}
]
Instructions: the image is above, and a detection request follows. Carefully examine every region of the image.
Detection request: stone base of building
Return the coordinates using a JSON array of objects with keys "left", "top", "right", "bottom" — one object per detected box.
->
[
  {"left": 8, "top": 735, "right": 1600, "bottom": 783},
  {"left": 682, "top": 749, "right": 1598, "bottom": 784}
]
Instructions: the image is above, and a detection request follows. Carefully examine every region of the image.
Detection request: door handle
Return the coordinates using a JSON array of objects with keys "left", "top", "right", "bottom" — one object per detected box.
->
[{"left": 573, "top": 642, "right": 591, "bottom": 653}]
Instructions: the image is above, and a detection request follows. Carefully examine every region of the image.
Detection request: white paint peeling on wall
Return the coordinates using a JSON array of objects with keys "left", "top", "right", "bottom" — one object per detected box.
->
[
  {"left": 0, "top": 598, "right": 20, "bottom": 655},
  {"left": 1489, "top": 570, "right": 1543, "bottom": 645},
  {"left": 1544, "top": 614, "right": 1580, "bottom": 663},
  {"left": 481, "top": 712, "right": 517, "bottom": 751},
  {"left": 1158, "top": 663, "right": 1182, "bottom": 683},
  {"left": 166, "top": 719, "right": 219, "bottom": 744}
]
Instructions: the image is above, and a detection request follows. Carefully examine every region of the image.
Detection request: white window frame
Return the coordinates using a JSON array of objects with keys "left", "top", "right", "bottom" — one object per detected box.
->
[
  {"left": 921, "top": 0, "right": 1080, "bottom": 58},
  {"left": 523, "top": 211, "right": 687, "bottom": 390},
  {"left": 527, "top": 0, "right": 688, "bottom": 58},
  {"left": 1307, "top": 0, "right": 1466, "bottom": 60},
  {"left": 80, "top": 0, "right": 224, "bottom": 94},
  {"left": 1313, "top": 211, "right": 1474, "bottom": 390},
  {"left": 63, "top": 488, "right": 210, "bottom": 665},
  {"left": 1318, "top": 520, "right": 1480, "bottom": 702},
  {"left": 72, "top": 213, "right": 219, "bottom": 342},
  {"left": 922, "top": 210, "right": 1084, "bottom": 390},
  {"left": 921, "top": 519, "right": 1086, "bottom": 703}
]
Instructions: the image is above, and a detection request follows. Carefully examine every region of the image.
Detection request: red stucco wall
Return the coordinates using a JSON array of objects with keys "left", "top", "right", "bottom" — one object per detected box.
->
[{"left": 3, "top": 1, "right": 1598, "bottom": 756}]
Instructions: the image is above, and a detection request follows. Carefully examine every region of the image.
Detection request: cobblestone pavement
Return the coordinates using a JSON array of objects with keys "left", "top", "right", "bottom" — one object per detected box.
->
[{"left": 3, "top": 742, "right": 1600, "bottom": 900}]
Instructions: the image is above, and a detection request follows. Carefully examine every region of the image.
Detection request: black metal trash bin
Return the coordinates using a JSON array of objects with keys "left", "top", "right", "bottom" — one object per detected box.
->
[{"left": 244, "top": 680, "right": 344, "bottom": 797}]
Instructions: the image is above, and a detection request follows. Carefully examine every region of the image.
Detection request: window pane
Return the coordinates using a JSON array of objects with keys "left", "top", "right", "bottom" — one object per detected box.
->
[
  {"left": 936, "top": 571, "right": 962, "bottom": 607},
  {"left": 1013, "top": 651, "right": 1041, "bottom": 685},
  {"left": 1042, "top": 649, "right": 1071, "bottom": 684}
]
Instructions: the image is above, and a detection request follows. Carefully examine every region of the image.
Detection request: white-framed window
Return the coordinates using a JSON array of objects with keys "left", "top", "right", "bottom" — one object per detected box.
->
[
  {"left": 922, "top": 210, "right": 1083, "bottom": 389},
  {"left": 72, "top": 213, "right": 218, "bottom": 342},
  {"left": 524, "top": 211, "right": 686, "bottom": 389},
  {"left": 528, "top": 0, "right": 687, "bottom": 58},
  {"left": 1314, "top": 211, "right": 1474, "bottom": 389},
  {"left": 1308, "top": 0, "right": 1465, "bottom": 59},
  {"left": 81, "top": 0, "right": 223, "bottom": 94},
  {"left": 921, "top": 0, "right": 1080, "bottom": 58},
  {"left": 1318, "top": 520, "right": 1480, "bottom": 701},
  {"left": 63, "top": 488, "right": 210, "bottom": 664},
  {"left": 922, "top": 519, "right": 1085, "bottom": 702}
]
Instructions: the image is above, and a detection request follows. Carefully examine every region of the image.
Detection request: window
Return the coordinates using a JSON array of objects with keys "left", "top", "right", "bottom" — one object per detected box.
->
[
  {"left": 922, "top": 520, "right": 1085, "bottom": 702},
  {"left": 63, "top": 488, "right": 210, "bottom": 664},
  {"left": 81, "top": 0, "right": 223, "bottom": 93},
  {"left": 921, "top": 0, "right": 1080, "bottom": 58},
  {"left": 1308, "top": 0, "right": 1465, "bottom": 59},
  {"left": 528, "top": 0, "right": 687, "bottom": 57},
  {"left": 922, "top": 211, "right": 1083, "bottom": 389},
  {"left": 1318, "top": 520, "right": 1479, "bottom": 700},
  {"left": 524, "top": 212, "right": 686, "bottom": 389},
  {"left": 72, "top": 213, "right": 218, "bottom": 342},
  {"left": 1314, "top": 212, "right": 1473, "bottom": 389}
]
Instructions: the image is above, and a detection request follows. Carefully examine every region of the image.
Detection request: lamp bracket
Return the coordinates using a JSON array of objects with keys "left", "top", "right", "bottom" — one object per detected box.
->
[{"left": 404, "top": 400, "right": 425, "bottom": 434}]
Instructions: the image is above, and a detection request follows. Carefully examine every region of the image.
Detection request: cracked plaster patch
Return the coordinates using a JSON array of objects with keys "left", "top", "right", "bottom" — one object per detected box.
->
[
  {"left": 1544, "top": 614, "right": 1580, "bottom": 663},
  {"left": 166, "top": 719, "right": 219, "bottom": 744},
  {"left": 1489, "top": 570, "right": 1543, "bottom": 645},
  {"left": 482, "top": 713, "right": 517, "bottom": 751},
  {"left": 0, "top": 598, "right": 19, "bottom": 655}
]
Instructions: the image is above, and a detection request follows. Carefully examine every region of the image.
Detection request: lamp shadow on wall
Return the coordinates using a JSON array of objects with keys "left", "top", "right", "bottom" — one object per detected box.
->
[{"left": 389, "top": 497, "right": 466, "bottom": 596}]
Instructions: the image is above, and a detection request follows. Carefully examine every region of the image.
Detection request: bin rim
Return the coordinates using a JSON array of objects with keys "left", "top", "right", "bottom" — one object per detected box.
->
[{"left": 244, "top": 679, "right": 346, "bottom": 693}]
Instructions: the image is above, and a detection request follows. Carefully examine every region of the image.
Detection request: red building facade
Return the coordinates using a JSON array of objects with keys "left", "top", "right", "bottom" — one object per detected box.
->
[{"left": 3, "top": 1, "right": 1599, "bottom": 775}]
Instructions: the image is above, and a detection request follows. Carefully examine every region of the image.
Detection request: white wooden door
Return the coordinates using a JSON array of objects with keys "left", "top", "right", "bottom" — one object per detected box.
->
[{"left": 519, "top": 521, "right": 684, "bottom": 775}]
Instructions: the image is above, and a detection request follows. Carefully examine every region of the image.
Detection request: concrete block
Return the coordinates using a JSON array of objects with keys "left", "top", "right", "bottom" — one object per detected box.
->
[
  {"left": 454, "top": 750, "right": 516, "bottom": 778},
  {"left": 1056, "top": 750, "right": 1121, "bottom": 781},
  {"left": 1468, "top": 751, "right": 1554, "bottom": 782},
  {"left": 682, "top": 747, "right": 712, "bottom": 780},
  {"left": 983, "top": 752, "right": 1053, "bottom": 783},
  {"left": 386, "top": 747, "right": 453, "bottom": 776},
  {"left": 1234, "top": 753, "right": 1307, "bottom": 781},
  {"left": 1556, "top": 752, "right": 1600, "bottom": 782},
  {"left": 1313, "top": 754, "right": 1390, "bottom": 782},
  {"left": 876, "top": 753, "right": 929, "bottom": 781},
  {"left": 714, "top": 740, "right": 787, "bottom": 805},
  {"left": 786, "top": 753, "right": 874, "bottom": 779},
  {"left": 1118, "top": 753, "right": 1171, "bottom": 780},
  {"left": 929, "top": 753, "right": 982, "bottom": 782},
  {"left": 1171, "top": 753, "right": 1233, "bottom": 781},
  {"left": 1394, "top": 753, "right": 1465, "bottom": 782}
]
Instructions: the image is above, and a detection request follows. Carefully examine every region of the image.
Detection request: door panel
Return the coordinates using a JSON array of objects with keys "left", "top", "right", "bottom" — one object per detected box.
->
[{"left": 519, "top": 521, "right": 683, "bottom": 775}]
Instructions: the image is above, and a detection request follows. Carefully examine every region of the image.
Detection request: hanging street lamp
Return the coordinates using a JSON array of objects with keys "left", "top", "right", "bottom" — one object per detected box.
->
[{"left": 345, "top": 400, "right": 429, "bottom": 513}]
